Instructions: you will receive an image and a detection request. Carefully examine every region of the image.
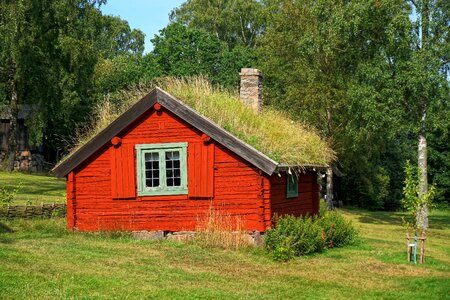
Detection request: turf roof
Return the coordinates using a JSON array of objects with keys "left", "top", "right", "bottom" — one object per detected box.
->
[
  {"left": 55, "top": 76, "right": 334, "bottom": 175},
  {"left": 154, "top": 77, "right": 334, "bottom": 167}
]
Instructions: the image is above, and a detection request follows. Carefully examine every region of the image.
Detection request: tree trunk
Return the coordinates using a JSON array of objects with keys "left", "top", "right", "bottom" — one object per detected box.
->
[
  {"left": 416, "top": 0, "right": 429, "bottom": 232},
  {"left": 326, "top": 167, "right": 334, "bottom": 209},
  {"left": 6, "top": 78, "right": 18, "bottom": 172},
  {"left": 416, "top": 113, "right": 428, "bottom": 231}
]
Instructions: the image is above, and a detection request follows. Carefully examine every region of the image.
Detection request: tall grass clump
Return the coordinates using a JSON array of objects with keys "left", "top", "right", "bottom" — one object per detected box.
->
[
  {"left": 62, "top": 76, "right": 334, "bottom": 167},
  {"left": 265, "top": 211, "right": 357, "bottom": 261},
  {"left": 194, "top": 205, "right": 254, "bottom": 250}
]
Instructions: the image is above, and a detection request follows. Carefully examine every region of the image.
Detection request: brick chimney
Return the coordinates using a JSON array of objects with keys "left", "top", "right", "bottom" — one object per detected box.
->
[{"left": 239, "top": 68, "right": 263, "bottom": 112}]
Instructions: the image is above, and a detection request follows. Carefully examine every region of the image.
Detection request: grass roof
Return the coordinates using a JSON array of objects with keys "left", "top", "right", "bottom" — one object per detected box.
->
[{"left": 70, "top": 76, "right": 334, "bottom": 168}]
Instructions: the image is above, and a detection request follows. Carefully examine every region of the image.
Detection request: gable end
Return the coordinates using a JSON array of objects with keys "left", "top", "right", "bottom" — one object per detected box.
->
[{"left": 53, "top": 90, "right": 158, "bottom": 178}]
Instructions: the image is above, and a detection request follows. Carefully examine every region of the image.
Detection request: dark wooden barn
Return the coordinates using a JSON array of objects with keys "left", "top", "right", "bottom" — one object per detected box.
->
[
  {"left": 0, "top": 105, "right": 34, "bottom": 152},
  {"left": 53, "top": 69, "right": 331, "bottom": 232}
]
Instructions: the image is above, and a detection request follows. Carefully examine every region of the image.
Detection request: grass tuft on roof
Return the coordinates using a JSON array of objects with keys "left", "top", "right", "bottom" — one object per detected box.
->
[{"left": 68, "top": 76, "right": 334, "bottom": 167}]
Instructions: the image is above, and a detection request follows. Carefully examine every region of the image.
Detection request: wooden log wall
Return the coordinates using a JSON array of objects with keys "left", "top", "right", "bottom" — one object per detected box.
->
[
  {"left": 269, "top": 171, "right": 319, "bottom": 218},
  {"left": 70, "top": 107, "right": 269, "bottom": 232}
]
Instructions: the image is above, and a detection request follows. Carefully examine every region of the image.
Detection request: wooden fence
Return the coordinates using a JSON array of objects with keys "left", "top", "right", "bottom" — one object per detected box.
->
[{"left": 0, "top": 203, "right": 66, "bottom": 218}]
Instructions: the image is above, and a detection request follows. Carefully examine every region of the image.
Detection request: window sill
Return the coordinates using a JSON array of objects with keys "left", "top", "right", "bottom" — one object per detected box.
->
[{"left": 138, "top": 189, "right": 188, "bottom": 196}]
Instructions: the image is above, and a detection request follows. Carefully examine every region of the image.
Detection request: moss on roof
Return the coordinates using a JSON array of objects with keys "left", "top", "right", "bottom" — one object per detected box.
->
[{"left": 68, "top": 76, "right": 334, "bottom": 168}]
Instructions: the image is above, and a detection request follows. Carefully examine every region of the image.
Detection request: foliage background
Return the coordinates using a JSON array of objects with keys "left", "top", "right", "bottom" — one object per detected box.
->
[{"left": 0, "top": 0, "right": 448, "bottom": 210}]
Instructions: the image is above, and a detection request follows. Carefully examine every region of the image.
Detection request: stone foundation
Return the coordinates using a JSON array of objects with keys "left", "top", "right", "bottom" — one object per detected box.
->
[
  {"left": 0, "top": 150, "right": 46, "bottom": 172},
  {"left": 132, "top": 230, "right": 264, "bottom": 246}
]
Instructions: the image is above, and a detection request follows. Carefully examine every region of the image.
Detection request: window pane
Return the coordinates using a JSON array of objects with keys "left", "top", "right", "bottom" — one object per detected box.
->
[
  {"left": 171, "top": 152, "right": 180, "bottom": 160},
  {"left": 165, "top": 150, "right": 181, "bottom": 187},
  {"left": 145, "top": 152, "right": 160, "bottom": 188},
  {"left": 173, "top": 160, "right": 180, "bottom": 168},
  {"left": 145, "top": 152, "right": 159, "bottom": 162},
  {"left": 287, "top": 173, "right": 298, "bottom": 197}
]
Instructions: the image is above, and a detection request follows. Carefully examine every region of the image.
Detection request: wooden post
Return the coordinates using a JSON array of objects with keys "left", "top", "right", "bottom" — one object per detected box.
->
[
  {"left": 326, "top": 167, "right": 334, "bottom": 209},
  {"left": 419, "top": 231, "right": 426, "bottom": 264},
  {"left": 406, "top": 233, "right": 411, "bottom": 262}
]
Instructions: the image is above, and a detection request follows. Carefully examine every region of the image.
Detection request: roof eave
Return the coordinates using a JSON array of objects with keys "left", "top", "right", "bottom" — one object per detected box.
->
[{"left": 275, "top": 163, "right": 328, "bottom": 173}]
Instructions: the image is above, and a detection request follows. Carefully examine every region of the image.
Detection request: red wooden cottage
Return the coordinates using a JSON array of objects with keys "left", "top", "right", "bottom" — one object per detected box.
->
[{"left": 53, "top": 69, "right": 332, "bottom": 233}]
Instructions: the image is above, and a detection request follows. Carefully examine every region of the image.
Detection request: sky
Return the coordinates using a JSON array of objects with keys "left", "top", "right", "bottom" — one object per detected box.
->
[{"left": 100, "top": 0, "right": 186, "bottom": 53}]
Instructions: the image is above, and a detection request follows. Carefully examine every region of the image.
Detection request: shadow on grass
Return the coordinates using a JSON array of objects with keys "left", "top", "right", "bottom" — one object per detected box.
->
[
  {"left": 13, "top": 183, "right": 65, "bottom": 197},
  {"left": 0, "top": 171, "right": 66, "bottom": 199},
  {"left": 0, "top": 222, "right": 15, "bottom": 244},
  {"left": 0, "top": 222, "right": 14, "bottom": 233},
  {"left": 428, "top": 215, "right": 450, "bottom": 230},
  {"left": 352, "top": 209, "right": 449, "bottom": 230},
  {"left": 357, "top": 212, "right": 404, "bottom": 226}
]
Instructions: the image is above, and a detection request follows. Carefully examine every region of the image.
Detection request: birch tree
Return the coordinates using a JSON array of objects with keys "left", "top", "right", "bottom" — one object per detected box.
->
[{"left": 407, "top": 0, "right": 449, "bottom": 230}]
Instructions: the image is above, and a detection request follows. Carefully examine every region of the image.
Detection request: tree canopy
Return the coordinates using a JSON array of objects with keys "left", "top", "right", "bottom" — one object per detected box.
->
[
  {"left": 1, "top": 0, "right": 448, "bottom": 210},
  {"left": 0, "top": 0, "right": 145, "bottom": 162},
  {"left": 170, "top": 0, "right": 265, "bottom": 49}
]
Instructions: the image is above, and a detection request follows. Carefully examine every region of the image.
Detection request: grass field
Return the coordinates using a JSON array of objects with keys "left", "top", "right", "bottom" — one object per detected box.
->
[
  {"left": 0, "top": 171, "right": 65, "bottom": 205},
  {"left": 0, "top": 209, "right": 449, "bottom": 299}
]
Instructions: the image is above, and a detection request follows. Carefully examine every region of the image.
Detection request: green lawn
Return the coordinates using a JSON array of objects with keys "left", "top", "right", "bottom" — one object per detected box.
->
[
  {"left": 0, "top": 209, "right": 449, "bottom": 299},
  {"left": 0, "top": 171, "right": 65, "bottom": 205}
]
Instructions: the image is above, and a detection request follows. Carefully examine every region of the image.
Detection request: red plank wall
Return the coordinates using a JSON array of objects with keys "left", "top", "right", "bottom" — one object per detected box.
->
[
  {"left": 269, "top": 171, "right": 320, "bottom": 218},
  {"left": 67, "top": 107, "right": 269, "bottom": 232}
]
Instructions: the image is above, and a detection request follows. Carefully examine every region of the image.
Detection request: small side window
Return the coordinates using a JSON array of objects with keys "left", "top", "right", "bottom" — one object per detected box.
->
[
  {"left": 136, "top": 142, "right": 188, "bottom": 196},
  {"left": 287, "top": 173, "right": 298, "bottom": 198}
]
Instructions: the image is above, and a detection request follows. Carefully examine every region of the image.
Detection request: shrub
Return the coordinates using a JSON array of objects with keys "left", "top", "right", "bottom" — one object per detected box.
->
[
  {"left": 265, "top": 215, "right": 325, "bottom": 261},
  {"left": 265, "top": 212, "right": 357, "bottom": 261},
  {"left": 318, "top": 211, "right": 357, "bottom": 248}
]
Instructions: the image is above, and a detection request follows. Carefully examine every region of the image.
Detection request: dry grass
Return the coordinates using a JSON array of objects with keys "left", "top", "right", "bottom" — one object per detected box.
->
[
  {"left": 194, "top": 205, "right": 254, "bottom": 250},
  {"left": 62, "top": 76, "right": 334, "bottom": 167}
]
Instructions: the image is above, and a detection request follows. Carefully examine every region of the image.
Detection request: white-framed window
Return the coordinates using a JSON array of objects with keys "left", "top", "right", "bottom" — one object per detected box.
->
[{"left": 135, "top": 142, "right": 188, "bottom": 196}]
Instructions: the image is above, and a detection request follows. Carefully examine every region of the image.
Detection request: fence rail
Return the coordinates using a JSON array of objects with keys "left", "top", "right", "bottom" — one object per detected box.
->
[{"left": 0, "top": 204, "right": 66, "bottom": 218}]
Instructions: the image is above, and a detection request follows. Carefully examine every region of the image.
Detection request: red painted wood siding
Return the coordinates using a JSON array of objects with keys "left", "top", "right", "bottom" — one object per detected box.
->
[
  {"left": 188, "top": 142, "right": 214, "bottom": 198},
  {"left": 66, "top": 171, "right": 75, "bottom": 229},
  {"left": 269, "top": 171, "right": 319, "bottom": 218},
  {"left": 69, "top": 107, "right": 268, "bottom": 232},
  {"left": 111, "top": 144, "right": 136, "bottom": 199}
]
